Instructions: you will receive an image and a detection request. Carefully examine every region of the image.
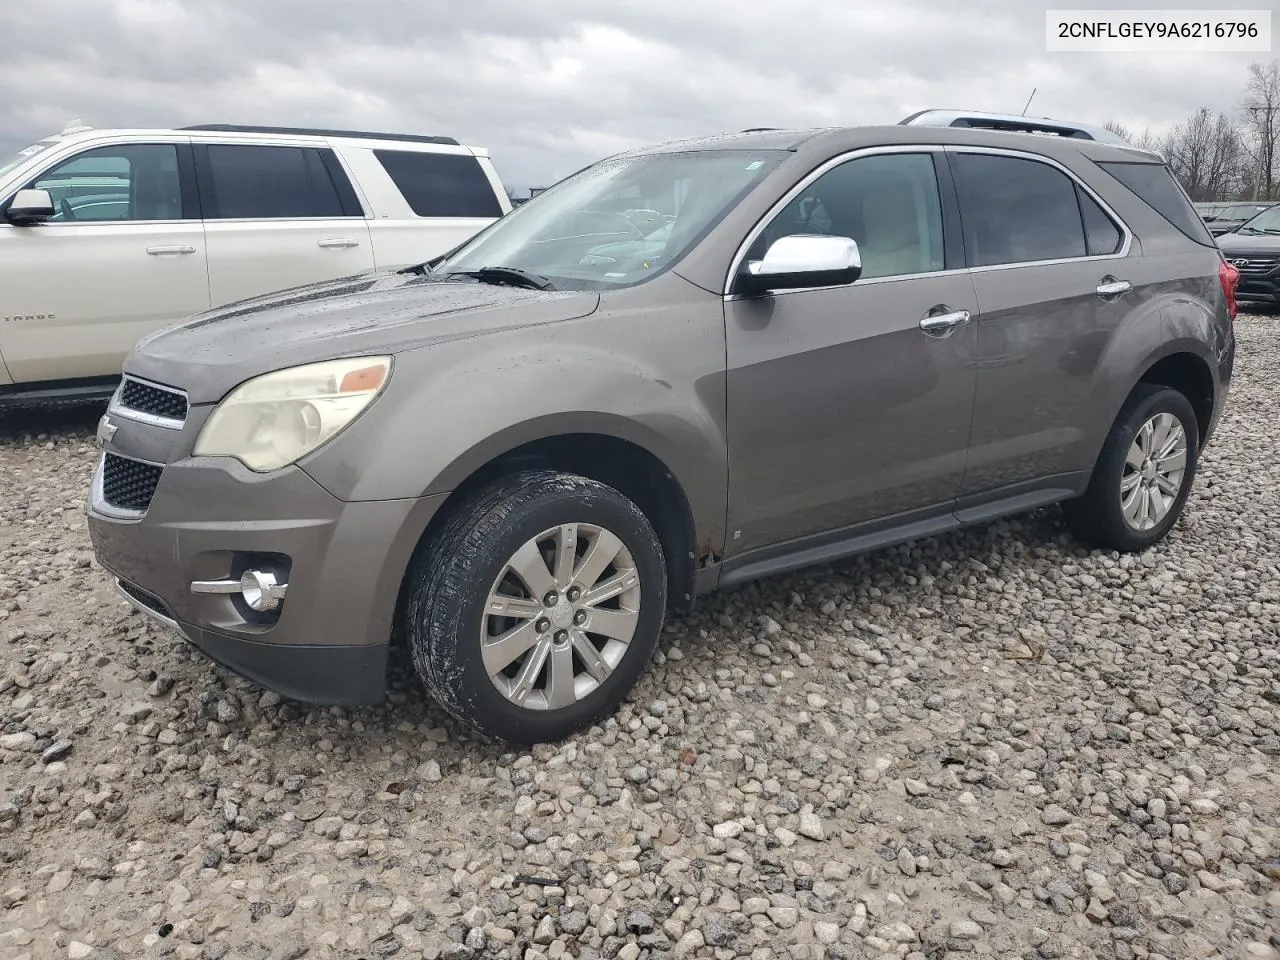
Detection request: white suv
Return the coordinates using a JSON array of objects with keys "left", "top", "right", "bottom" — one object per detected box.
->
[{"left": 0, "top": 122, "right": 511, "bottom": 404}]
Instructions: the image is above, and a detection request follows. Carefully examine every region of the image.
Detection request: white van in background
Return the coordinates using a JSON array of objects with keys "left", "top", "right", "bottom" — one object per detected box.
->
[{"left": 0, "top": 121, "right": 511, "bottom": 405}]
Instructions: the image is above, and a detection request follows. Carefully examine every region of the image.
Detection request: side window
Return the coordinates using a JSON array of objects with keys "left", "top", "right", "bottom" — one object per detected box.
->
[
  {"left": 1077, "top": 186, "right": 1122, "bottom": 256},
  {"left": 29, "top": 144, "right": 183, "bottom": 222},
  {"left": 202, "top": 145, "right": 347, "bottom": 219},
  {"left": 373, "top": 150, "right": 503, "bottom": 218},
  {"left": 1097, "top": 161, "right": 1215, "bottom": 247},
  {"left": 752, "top": 153, "right": 945, "bottom": 279},
  {"left": 952, "top": 154, "right": 1087, "bottom": 266}
]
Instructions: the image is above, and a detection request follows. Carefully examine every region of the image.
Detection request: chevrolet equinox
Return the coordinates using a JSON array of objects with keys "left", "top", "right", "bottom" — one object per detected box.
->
[{"left": 87, "top": 110, "right": 1239, "bottom": 744}]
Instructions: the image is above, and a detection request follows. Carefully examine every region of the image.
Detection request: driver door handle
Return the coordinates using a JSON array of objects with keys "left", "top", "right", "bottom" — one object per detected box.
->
[
  {"left": 318, "top": 238, "right": 360, "bottom": 249},
  {"left": 146, "top": 245, "right": 196, "bottom": 256},
  {"left": 919, "top": 308, "right": 971, "bottom": 338}
]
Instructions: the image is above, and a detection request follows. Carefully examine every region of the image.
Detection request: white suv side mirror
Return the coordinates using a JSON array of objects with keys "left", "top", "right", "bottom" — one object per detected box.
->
[{"left": 6, "top": 188, "right": 55, "bottom": 226}]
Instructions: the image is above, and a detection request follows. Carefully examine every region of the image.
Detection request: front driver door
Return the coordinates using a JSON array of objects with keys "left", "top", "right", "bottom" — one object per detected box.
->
[
  {"left": 0, "top": 141, "right": 210, "bottom": 384},
  {"left": 724, "top": 148, "right": 980, "bottom": 556}
]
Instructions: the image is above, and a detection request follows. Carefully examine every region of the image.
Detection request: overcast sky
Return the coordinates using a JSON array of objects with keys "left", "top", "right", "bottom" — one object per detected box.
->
[{"left": 0, "top": 0, "right": 1270, "bottom": 191}]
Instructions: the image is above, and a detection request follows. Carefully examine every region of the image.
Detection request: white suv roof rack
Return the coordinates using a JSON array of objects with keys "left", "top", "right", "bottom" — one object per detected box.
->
[{"left": 900, "top": 109, "right": 1130, "bottom": 146}]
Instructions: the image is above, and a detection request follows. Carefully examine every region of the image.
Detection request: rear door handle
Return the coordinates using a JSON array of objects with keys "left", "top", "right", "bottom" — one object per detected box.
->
[
  {"left": 919, "top": 308, "right": 971, "bottom": 338},
  {"left": 1096, "top": 277, "right": 1132, "bottom": 300},
  {"left": 318, "top": 238, "right": 360, "bottom": 249},
  {"left": 146, "top": 245, "right": 196, "bottom": 256}
]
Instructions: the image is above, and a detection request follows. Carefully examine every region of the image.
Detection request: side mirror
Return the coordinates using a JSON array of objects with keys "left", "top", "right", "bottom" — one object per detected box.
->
[
  {"left": 6, "top": 188, "right": 55, "bottom": 226},
  {"left": 737, "top": 234, "right": 862, "bottom": 296}
]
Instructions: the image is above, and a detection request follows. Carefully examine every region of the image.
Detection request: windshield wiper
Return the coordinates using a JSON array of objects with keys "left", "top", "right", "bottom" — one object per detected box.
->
[{"left": 448, "top": 266, "right": 555, "bottom": 290}]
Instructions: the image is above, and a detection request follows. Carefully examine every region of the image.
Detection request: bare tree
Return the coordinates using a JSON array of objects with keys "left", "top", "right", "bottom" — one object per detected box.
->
[
  {"left": 1163, "top": 109, "right": 1247, "bottom": 201},
  {"left": 1241, "top": 60, "right": 1280, "bottom": 199},
  {"left": 1103, "top": 120, "right": 1166, "bottom": 155}
]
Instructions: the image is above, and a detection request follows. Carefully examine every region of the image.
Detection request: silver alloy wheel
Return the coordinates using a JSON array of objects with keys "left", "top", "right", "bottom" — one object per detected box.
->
[
  {"left": 1120, "top": 412, "right": 1188, "bottom": 531},
  {"left": 481, "top": 523, "right": 641, "bottom": 710}
]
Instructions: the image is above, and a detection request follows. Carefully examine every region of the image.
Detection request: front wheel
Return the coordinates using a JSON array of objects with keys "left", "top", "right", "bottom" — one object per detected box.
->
[
  {"left": 404, "top": 470, "right": 667, "bottom": 743},
  {"left": 1063, "top": 384, "right": 1199, "bottom": 552}
]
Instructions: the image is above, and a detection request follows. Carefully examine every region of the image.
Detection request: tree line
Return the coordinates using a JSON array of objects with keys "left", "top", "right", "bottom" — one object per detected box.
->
[{"left": 1106, "top": 60, "right": 1280, "bottom": 202}]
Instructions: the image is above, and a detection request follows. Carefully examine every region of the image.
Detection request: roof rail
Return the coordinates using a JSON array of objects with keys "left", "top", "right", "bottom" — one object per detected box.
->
[
  {"left": 180, "top": 124, "right": 460, "bottom": 146},
  {"left": 899, "top": 109, "right": 1129, "bottom": 146},
  {"left": 739, "top": 127, "right": 783, "bottom": 133}
]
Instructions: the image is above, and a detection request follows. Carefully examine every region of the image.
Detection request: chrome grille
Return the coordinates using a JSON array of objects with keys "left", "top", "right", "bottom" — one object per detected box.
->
[
  {"left": 102, "top": 454, "right": 163, "bottom": 513},
  {"left": 1230, "top": 256, "right": 1280, "bottom": 275},
  {"left": 116, "top": 376, "right": 188, "bottom": 425}
]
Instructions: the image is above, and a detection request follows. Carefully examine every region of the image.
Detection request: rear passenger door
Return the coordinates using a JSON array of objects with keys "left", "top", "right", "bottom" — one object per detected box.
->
[
  {"left": 949, "top": 148, "right": 1133, "bottom": 497},
  {"left": 194, "top": 142, "right": 374, "bottom": 306}
]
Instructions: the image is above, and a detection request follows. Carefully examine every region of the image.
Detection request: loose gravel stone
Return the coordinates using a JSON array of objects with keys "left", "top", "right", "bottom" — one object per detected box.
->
[
  {"left": 0, "top": 316, "right": 1278, "bottom": 959},
  {"left": 798, "top": 811, "right": 825, "bottom": 841}
]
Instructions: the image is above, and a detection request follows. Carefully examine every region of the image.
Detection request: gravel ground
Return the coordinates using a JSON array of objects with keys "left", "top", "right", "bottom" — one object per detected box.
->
[{"left": 1, "top": 316, "right": 1278, "bottom": 960}]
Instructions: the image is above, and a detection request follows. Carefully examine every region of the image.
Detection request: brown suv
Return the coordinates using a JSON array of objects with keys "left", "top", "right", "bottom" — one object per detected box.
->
[{"left": 87, "top": 110, "right": 1239, "bottom": 743}]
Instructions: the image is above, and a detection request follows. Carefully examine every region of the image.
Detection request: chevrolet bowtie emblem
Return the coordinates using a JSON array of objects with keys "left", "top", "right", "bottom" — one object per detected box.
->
[{"left": 96, "top": 415, "right": 118, "bottom": 448}]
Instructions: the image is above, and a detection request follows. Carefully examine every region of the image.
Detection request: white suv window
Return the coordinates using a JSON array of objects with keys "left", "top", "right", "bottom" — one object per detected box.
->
[
  {"left": 30, "top": 144, "right": 183, "bottom": 222},
  {"left": 373, "top": 149, "right": 503, "bottom": 218},
  {"left": 201, "top": 144, "right": 350, "bottom": 219}
]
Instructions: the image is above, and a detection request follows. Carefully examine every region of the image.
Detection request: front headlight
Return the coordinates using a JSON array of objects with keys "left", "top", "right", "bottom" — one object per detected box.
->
[{"left": 194, "top": 357, "right": 392, "bottom": 472}]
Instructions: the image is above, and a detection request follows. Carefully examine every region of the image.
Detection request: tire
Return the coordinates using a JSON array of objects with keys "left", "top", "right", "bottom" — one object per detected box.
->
[
  {"left": 1063, "top": 384, "right": 1200, "bottom": 552},
  {"left": 404, "top": 469, "right": 667, "bottom": 744}
]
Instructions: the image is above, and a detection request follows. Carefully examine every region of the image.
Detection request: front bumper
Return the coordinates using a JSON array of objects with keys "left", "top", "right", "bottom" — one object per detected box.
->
[{"left": 88, "top": 450, "right": 445, "bottom": 706}]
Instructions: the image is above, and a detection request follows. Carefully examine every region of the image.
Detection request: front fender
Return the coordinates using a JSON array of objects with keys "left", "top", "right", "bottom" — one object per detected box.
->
[{"left": 301, "top": 299, "right": 729, "bottom": 552}]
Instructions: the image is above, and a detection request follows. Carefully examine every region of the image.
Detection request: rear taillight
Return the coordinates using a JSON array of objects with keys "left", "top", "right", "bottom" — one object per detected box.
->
[{"left": 1219, "top": 259, "right": 1239, "bottom": 321}]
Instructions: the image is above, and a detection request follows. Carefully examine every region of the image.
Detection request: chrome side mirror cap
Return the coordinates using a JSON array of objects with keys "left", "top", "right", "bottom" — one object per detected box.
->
[{"left": 739, "top": 234, "right": 862, "bottom": 295}]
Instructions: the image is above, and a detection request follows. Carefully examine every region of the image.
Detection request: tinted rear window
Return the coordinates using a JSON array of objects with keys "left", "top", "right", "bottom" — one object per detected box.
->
[
  {"left": 203, "top": 145, "right": 348, "bottom": 219},
  {"left": 951, "top": 153, "right": 1086, "bottom": 266},
  {"left": 1097, "top": 161, "right": 1214, "bottom": 246},
  {"left": 374, "top": 150, "right": 502, "bottom": 218}
]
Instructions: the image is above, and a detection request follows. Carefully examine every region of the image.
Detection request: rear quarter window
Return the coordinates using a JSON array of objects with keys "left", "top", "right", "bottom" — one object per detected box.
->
[
  {"left": 1096, "top": 161, "right": 1215, "bottom": 247},
  {"left": 374, "top": 150, "right": 503, "bottom": 218}
]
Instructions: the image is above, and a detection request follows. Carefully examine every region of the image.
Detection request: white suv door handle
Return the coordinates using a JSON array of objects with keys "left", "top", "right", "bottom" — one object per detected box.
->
[
  {"left": 1096, "top": 278, "right": 1132, "bottom": 299},
  {"left": 919, "top": 308, "right": 972, "bottom": 338},
  {"left": 318, "top": 238, "right": 360, "bottom": 249},
  {"left": 146, "top": 245, "right": 196, "bottom": 256}
]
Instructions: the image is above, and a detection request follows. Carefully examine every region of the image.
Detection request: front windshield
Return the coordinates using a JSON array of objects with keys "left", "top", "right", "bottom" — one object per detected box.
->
[
  {"left": 1236, "top": 205, "right": 1280, "bottom": 234},
  {"left": 0, "top": 138, "right": 60, "bottom": 182},
  {"left": 435, "top": 149, "right": 784, "bottom": 289}
]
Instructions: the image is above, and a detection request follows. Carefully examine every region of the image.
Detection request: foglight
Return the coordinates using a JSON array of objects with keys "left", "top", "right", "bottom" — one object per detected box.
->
[{"left": 194, "top": 357, "right": 392, "bottom": 472}]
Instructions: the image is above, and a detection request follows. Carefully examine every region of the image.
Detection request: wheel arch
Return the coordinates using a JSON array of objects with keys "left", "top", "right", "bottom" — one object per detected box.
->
[
  {"left": 1133, "top": 348, "right": 1215, "bottom": 446},
  {"left": 391, "top": 426, "right": 704, "bottom": 655}
]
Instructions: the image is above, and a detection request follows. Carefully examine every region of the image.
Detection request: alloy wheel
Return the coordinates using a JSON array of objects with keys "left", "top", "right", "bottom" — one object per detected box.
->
[
  {"left": 1120, "top": 412, "right": 1188, "bottom": 531},
  {"left": 481, "top": 523, "right": 641, "bottom": 709}
]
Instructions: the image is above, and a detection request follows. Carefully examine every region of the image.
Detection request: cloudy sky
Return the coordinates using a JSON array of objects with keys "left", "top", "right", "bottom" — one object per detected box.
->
[{"left": 0, "top": 0, "right": 1270, "bottom": 191}]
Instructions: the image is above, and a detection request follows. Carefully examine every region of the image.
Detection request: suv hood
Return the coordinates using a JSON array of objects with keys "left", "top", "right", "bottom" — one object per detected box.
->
[
  {"left": 125, "top": 271, "right": 600, "bottom": 404},
  {"left": 1217, "top": 231, "right": 1280, "bottom": 256}
]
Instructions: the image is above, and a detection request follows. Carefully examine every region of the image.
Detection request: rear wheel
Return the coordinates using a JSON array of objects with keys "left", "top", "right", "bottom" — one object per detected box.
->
[
  {"left": 1063, "top": 384, "right": 1199, "bottom": 552},
  {"left": 404, "top": 470, "right": 667, "bottom": 743}
]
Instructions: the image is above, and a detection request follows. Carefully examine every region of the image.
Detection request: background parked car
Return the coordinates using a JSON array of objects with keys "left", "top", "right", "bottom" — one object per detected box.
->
[
  {"left": 1195, "top": 199, "right": 1278, "bottom": 236},
  {"left": 0, "top": 122, "right": 510, "bottom": 406},
  {"left": 1217, "top": 202, "right": 1280, "bottom": 306}
]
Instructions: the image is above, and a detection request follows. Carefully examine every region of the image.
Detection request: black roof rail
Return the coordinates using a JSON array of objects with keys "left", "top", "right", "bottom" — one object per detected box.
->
[
  {"left": 739, "top": 127, "right": 783, "bottom": 133},
  {"left": 180, "top": 124, "right": 460, "bottom": 146}
]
